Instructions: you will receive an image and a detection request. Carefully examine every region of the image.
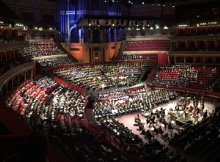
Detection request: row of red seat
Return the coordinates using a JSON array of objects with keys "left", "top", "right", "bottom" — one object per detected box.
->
[
  {"left": 125, "top": 40, "right": 170, "bottom": 51},
  {"left": 154, "top": 65, "right": 220, "bottom": 91}
]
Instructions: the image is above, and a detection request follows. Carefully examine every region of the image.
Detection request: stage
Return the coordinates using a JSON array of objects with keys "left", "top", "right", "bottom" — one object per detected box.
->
[{"left": 116, "top": 98, "right": 216, "bottom": 144}]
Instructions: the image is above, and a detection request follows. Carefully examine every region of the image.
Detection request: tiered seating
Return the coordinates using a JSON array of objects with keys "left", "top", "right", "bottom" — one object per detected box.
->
[
  {"left": 94, "top": 88, "right": 176, "bottom": 118},
  {"left": 99, "top": 117, "right": 143, "bottom": 145},
  {"left": 49, "top": 85, "right": 86, "bottom": 119},
  {"left": 54, "top": 65, "right": 109, "bottom": 91},
  {"left": 54, "top": 62, "right": 147, "bottom": 91},
  {"left": 170, "top": 107, "right": 220, "bottom": 162},
  {"left": 154, "top": 65, "right": 220, "bottom": 91},
  {"left": 118, "top": 54, "right": 158, "bottom": 65},
  {"left": 6, "top": 78, "right": 129, "bottom": 162},
  {"left": 7, "top": 77, "right": 86, "bottom": 119},
  {"left": 98, "top": 115, "right": 182, "bottom": 162},
  {"left": 37, "top": 57, "right": 74, "bottom": 68},
  {"left": 95, "top": 87, "right": 216, "bottom": 161},
  {"left": 8, "top": 82, "right": 42, "bottom": 115},
  {"left": 124, "top": 40, "right": 170, "bottom": 51},
  {"left": 192, "top": 66, "right": 220, "bottom": 90},
  {"left": 48, "top": 117, "right": 129, "bottom": 162},
  {"left": 19, "top": 39, "right": 75, "bottom": 67},
  {"left": 20, "top": 39, "right": 66, "bottom": 59}
]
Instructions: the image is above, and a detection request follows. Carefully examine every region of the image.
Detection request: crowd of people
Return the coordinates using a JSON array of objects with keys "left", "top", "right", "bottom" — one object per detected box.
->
[
  {"left": 7, "top": 77, "right": 86, "bottom": 121},
  {"left": 53, "top": 62, "right": 147, "bottom": 91},
  {"left": 99, "top": 116, "right": 184, "bottom": 162},
  {"left": 37, "top": 57, "right": 74, "bottom": 68},
  {"left": 6, "top": 77, "right": 132, "bottom": 162},
  {"left": 170, "top": 105, "right": 220, "bottom": 162},
  {"left": 94, "top": 87, "right": 177, "bottom": 119},
  {"left": 117, "top": 53, "right": 158, "bottom": 66},
  {"left": 95, "top": 86, "right": 216, "bottom": 161},
  {"left": 2, "top": 33, "right": 220, "bottom": 161},
  {"left": 118, "top": 55, "right": 145, "bottom": 61},
  {"left": 20, "top": 39, "right": 66, "bottom": 60},
  {"left": 154, "top": 64, "right": 220, "bottom": 91}
]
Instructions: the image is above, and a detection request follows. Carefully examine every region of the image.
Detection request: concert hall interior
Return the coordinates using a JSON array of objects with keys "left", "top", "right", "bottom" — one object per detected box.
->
[{"left": 1, "top": 0, "right": 220, "bottom": 162}]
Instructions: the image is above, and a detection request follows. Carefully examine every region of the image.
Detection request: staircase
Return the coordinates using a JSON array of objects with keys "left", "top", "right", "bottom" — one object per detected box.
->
[
  {"left": 112, "top": 40, "right": 126, "bottom": 61},
  {"left": 146, "top": 65, "right": 160, "bottom": 86},
  {"left": 140, "top": 66, "right": 153, "bottom": 82}
]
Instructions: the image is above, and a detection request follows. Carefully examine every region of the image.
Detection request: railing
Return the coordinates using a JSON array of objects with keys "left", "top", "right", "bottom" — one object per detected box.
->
[{"left": 53, "top": 77, "right": 86, "bottom": 96}]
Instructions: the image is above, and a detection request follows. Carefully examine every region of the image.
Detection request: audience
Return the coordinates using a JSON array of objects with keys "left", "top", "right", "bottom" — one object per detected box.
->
[
  {"left": 37, "top": 57, "right": 74, "bottom": 68},
  {"left": 6, "top": 77, "right": 130, "bottom": 162},
  {"left": 54, "top": 62, "right": 147, "bottom": 91},
  {"left": 94, "top": 87, "right": 176, "bottom": 118},
  {"left": 95, "top": 87, "right": 215, "bottom": 162}
]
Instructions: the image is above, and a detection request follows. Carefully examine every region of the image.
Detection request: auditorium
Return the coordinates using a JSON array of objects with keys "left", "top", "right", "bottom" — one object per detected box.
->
[{"left": 1, "top": 0, "right": 220, "bottom": 162}]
